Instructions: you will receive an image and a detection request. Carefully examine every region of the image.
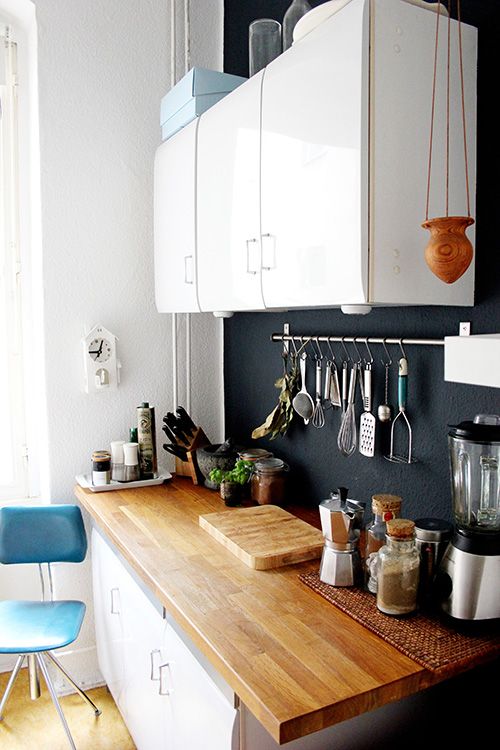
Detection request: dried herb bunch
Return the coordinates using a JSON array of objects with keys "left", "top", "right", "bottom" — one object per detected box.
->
[{"left": 252, "top": 352, "right": 299, "bottom": 440}]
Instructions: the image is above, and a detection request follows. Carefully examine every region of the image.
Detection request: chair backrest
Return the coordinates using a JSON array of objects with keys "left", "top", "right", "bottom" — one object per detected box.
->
[{"left": 0, "top": 505, "right": 87, "bottom": 564}]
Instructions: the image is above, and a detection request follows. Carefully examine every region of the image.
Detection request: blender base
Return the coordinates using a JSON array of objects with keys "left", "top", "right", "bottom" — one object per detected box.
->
[{"left": 439, "top": 543, "right": 500, "bottom": 620}]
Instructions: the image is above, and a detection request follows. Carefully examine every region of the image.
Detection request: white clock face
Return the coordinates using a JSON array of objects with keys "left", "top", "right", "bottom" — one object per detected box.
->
[{"left": 88, "top": 337, "right": 112, "bottom": 363}]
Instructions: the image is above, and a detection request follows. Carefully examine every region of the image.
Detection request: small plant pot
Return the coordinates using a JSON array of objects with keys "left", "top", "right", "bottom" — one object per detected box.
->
[
  {"left": 220, "top": 480, "right": 242, "bottom": 507},
  {"left": 422, "top": 215, "right": 474, "bottom": 284}
]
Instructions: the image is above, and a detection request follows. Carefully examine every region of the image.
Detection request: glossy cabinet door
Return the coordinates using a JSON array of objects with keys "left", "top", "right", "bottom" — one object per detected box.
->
[
  {"left": 120, "top": 566, "right": 172, "bottom": 750},
  {"left": 197, "top": 71, "right": 265, "bottom": 313},
  {"left": 91, "top": 529, "right": 126, "bottom": 710},
  {"left": 369, "top": 0, "right": 476, "bottom": 306},
  {"left": 163, "top": 621, "right": 238, "bottom": 750},
  {"left": 260, "top": 0, "right": 369, "bottom": 310},
  {"left": 154, "top": 119, "right": 201, "bottom": 313}
]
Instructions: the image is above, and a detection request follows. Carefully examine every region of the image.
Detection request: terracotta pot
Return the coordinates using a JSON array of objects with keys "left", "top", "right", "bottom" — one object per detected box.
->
[{"left": 422, "top": 216, "right": 474, "bottom": 284}]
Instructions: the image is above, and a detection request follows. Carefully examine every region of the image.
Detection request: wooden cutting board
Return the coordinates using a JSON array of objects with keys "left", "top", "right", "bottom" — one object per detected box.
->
[{"left": 199, "top": 504, "right": 324, "bottom": 570}]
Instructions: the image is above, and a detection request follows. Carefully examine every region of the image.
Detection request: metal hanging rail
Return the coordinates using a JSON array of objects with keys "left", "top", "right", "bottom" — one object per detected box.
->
[{"left": 271, "top": 334, "right": 444, "bottom": 347}]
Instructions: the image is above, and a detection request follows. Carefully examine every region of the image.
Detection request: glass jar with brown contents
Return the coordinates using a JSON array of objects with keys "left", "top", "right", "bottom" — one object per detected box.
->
[
  {"left": 365, "top": 494, "right": 402, "bottom": 594},
  {"left": 376, "top": 519, "right": 420, "bottom": 616},
  {"left": 250, "top": 458, "right": 288, "bottom": 505}
]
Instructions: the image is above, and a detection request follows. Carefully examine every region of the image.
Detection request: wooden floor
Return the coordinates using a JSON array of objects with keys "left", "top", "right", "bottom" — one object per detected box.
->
[{"left": 0, "top": 667, "right": 136, "bottom": 750}]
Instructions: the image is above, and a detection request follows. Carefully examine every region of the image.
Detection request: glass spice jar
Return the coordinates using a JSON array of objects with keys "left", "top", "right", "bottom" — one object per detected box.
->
[
  {"left": 250, "top": 458, "right": 288, "bottom": 505},
  {"left": 376, "top": 519, "right": 420, "bottom": 616},
  {"left": 365, "top": 494, "right": 402, "bottom": 594},
  {"left": 92, "top": 450, "right": 111, "bottom": 486}
]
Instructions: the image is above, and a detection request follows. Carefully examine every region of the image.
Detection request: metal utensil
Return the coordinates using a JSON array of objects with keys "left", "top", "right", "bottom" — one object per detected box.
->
[
  {"left": 312, "top": 358, "right": 325, "bottom": 428},
  {"left": 359, "top": 364, "right": 376, "bottom": 457},
  {"left": 385, "top": 356, "right": 414, "bottom": 464},
  {"left": 337, "top": 364, "right": 358, "bottom": 456},
  {"left": 378, "top": 340, "right": 393, "bottom": 422},
  {"left": 292, "top": 352, "right": 314, "bottom": 425},
  {"left": 341, "top": 360, "right": 348, "bottom": 414}
]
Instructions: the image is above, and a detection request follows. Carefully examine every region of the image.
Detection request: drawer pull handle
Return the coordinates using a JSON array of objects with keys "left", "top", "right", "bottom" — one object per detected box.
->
[
  {"left": 246, "top": 238, "right": 260, "bottom": 275},
  {"left": 184, "top": 255, "right": 194, "bottom": 285},
  {"left": 110, "top": 587, "right": 120, "bottom": 615},
  {"left": 159, "top": 662, "right": 171, "bottom": 696},
  {"left": 150, "top": 649, "right": 161, "bottom": 681}
]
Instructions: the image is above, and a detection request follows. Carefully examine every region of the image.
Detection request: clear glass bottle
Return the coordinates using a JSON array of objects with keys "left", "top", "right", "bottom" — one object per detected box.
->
[
  {"left": 376, "top": 519, "right": 420, "bottom": 616},
  {"left": 249, "top": 19, "right": 282, "bottom": 77},
  {"left": 283, "top": 0, "right": 311, "bottom": 51},
  {"left": 365, "top": 494, "right": 402, "bottom": 593},
  {"left": 250, "top": 458, "right": 288, "bottom": 505}
]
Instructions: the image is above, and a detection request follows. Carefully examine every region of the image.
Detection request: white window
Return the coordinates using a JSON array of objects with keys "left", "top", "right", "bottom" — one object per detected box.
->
[{"left": 0, "top": 22, "right": 28, "bottom": 501}]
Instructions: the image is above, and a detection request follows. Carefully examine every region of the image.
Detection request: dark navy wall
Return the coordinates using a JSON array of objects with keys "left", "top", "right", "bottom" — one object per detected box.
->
[{"left": 223, "top": 1, "right": 500, "bottom": 521}]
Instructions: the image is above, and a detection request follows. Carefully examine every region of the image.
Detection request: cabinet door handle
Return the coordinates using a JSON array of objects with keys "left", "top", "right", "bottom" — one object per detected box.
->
[
  {"left": 184, "top": 255, "right": 194, "bottom": 285},
  {"left": 150, "top": 649, "right": 161, "bottom": 681},
  {"left": 159, "top": 662, "right": 171, "bottom": 696},
  {"left": 110, "top": 587, "right": 120, "bottom": 615},
  {"left": 261, "top": 233, "right": 276, "bottom": 270},
  {"left": 246, "top": 238, "right": 260, "bottom": 275}
]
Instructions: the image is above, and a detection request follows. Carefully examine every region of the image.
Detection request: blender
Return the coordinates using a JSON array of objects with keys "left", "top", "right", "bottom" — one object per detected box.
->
[
  {"left": 319, "top": 487, "right": 365, "bottom": 586},
  {"left": 439, "top": 414, "right": 500, "bottom": 620}
]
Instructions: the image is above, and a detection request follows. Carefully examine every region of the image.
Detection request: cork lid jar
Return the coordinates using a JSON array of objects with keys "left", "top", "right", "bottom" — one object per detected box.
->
[
  {"left": 372, "top": 494, "right": 402, "bottom": 516},
  {"left": 386, "top": 518, "right": 415, "bottom": 540}
]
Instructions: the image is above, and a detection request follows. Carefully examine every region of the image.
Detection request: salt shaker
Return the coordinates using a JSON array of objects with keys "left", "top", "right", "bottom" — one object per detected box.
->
[
  {"left": 123, "top": 442, "right": 140, "bottom": 482},
  {"left": 376, "top": 519, "right": 420, "bottom": 616},
  {"left": 110, "top": 440, "right": 126, "bottom": 482}
]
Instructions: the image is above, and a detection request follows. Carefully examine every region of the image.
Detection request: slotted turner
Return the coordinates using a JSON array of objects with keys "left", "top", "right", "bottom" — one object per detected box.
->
[{"left": 359, "top": 364, "right": 376, "bottom": 457}]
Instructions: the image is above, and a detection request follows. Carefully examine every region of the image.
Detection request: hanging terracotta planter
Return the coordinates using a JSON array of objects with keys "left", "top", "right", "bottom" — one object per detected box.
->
[
  {"left": 422, "top": 215, "right": 474, "bottom": 284},
  {"left": 422, "top": 1, "right": 474, "bottom": 284}
]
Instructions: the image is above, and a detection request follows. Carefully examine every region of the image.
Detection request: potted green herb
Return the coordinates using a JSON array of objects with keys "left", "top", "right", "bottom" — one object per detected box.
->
[{"left": 208, "top": 460, "right": 253, "bottom": 506}]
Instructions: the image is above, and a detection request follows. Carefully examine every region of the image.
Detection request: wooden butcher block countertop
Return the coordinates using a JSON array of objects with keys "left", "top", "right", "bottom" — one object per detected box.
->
[{"left": 74, "top": 479, "right": 495, "bottom": 745}]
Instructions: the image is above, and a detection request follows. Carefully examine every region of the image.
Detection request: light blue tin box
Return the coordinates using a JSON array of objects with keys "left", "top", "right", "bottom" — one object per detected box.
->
[{"left": 160, "top": 67, "right": 247, "bottom": 141}]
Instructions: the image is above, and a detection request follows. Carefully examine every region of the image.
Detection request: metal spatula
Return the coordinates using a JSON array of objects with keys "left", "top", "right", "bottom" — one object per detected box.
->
[{"left": 359, "top": 364, "right": 376, "bottom": 457}]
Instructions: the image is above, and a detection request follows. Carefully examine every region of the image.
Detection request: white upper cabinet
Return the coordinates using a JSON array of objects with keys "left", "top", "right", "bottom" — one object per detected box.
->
[
  {"left": 369, "top": 0, "right": 476, "bottom": 305},
  {"left": 154, "top": 119, "right": 201, "bottom": 313},
  {"left": 197, "top": 71, "right": 265, "bottom": 313},
  {"left": 153, "top": 0, "right": 477, "bottom": 315},
  {"left": 261, "top": 0, "right": 368, "bottom": 309}
]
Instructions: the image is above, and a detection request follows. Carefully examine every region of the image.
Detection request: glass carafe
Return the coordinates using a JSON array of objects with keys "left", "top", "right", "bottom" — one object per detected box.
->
[{"left": 448, "top": 415, "right": 500, "bottom": 533}]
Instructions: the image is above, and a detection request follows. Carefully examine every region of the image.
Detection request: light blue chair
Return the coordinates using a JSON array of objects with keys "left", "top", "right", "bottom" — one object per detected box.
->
[{"left": 0, "top": 505, "right": 101, "bottom": 749}]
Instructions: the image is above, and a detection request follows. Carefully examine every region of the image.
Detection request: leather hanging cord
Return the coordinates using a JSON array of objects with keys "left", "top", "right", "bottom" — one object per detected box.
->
[
  {"left": 425, "top": 0, "right": 443, "bottom": 221},
  {"left": 446, "top": 5, "right": 451, "bottom": 216},
  {"left": 457, "top": 0, "right": 471, "bottom": 217},
  {"left": 425, "top": 1, "right": 471, "bottom": 221}
]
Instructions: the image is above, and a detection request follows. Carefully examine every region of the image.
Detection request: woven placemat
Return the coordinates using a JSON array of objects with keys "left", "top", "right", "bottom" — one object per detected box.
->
[{"left": 299, "top": 572, "right": 500, "bottom": 673}]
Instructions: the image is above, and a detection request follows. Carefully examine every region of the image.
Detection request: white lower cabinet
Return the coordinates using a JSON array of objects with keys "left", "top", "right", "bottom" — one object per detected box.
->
[{"left": 91, "top": 529, "right": 238, "bottom": 750}]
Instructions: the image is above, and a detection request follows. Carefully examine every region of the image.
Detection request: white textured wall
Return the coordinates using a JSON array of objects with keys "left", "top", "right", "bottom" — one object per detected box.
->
[{"left": 0, "top": 0, "right": 224, "bottom": 685}]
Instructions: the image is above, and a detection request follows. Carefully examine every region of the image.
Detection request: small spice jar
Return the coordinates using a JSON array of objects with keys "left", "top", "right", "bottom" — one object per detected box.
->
[
  {"left": 365, "top": 494, "right": 402, "bottom": 594},
  {"left": 376, "top": 519, "right": 420, "bottom": 616},
  {"left": 250, "top": 458, "right": 288, "bottom": 505},
  {"left": 92, "top": 450, "right": 111, "bottom": 486}
]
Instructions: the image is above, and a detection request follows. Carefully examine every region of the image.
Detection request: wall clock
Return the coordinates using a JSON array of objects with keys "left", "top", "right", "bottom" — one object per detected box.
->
[{"left": 82, "top": 325, "right": 120, "bottom": 392}]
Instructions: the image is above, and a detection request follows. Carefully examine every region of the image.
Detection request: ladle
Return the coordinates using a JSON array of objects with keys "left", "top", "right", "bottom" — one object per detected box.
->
[{"left": 292, "top": 352, "right": 314, "bottom": 425}]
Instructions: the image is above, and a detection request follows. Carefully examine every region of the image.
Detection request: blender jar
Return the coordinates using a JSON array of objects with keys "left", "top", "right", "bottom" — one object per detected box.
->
[{"left": 448, "top": 414, "right": 500, "bottom": 533}]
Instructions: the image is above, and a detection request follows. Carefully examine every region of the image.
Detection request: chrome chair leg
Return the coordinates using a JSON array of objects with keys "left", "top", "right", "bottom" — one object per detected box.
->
[
  {"left": 36, "top": 653, "right": 77, "bottom": 750},
  {"left": 46, "top": 651, "right": 101, "bottom": 716},
  {"left": 28, "top": 653, "right": 41, "bottom": 700},
  {"left": 0, "top": 654, "right": 25, "bottom": 720}
]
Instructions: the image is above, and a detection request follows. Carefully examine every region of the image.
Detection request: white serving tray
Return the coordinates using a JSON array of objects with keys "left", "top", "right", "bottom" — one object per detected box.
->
[{"left": 76, "top": 473, "right": 172, "bottom": 492}]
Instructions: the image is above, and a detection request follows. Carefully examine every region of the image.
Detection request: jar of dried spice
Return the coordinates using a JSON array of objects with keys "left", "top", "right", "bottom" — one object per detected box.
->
[
  {"left": 365, "top": 494, "right": 402, "bottom": 594},
  {"left": 376, "top": 519, "right": 420, "bottom": 616},
  {"left": 250, "top": 458, "right": 288, "bottom": 505}
]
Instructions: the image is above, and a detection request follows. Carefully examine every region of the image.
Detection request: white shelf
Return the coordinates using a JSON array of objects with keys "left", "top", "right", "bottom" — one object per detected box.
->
[{"left": 444, "top": 334, "right": 500, "bottom": 388}]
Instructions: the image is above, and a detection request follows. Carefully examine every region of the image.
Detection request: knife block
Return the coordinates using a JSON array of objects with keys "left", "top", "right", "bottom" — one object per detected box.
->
[{"left": 174, "top": 426, "right": 210, "bottom": 485}]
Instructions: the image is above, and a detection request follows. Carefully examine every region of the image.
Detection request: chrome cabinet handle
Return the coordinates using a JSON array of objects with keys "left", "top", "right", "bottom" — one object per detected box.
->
[
  {"left": 150, "top": 649, "right": 161, "bottom": 681},
  {"left": 261, "top": 233, "right": 276, "bottom": 270},
  {"left": 184, "top": 255, "right": 194, "bottom": 285},
  {"left": 245, "top": 238, "right": 260, "bottom": 275},
  {"left": 159, "top": 662, "right": 171, "bottom": 696},
  {"left": 110, "top": 588, "right": 120, "bottom": 615}
]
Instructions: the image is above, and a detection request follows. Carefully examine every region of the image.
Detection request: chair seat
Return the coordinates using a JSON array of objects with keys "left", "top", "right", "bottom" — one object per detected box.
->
[{"left": 0, "top": 600, "right": 85, "bottom": 653}]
